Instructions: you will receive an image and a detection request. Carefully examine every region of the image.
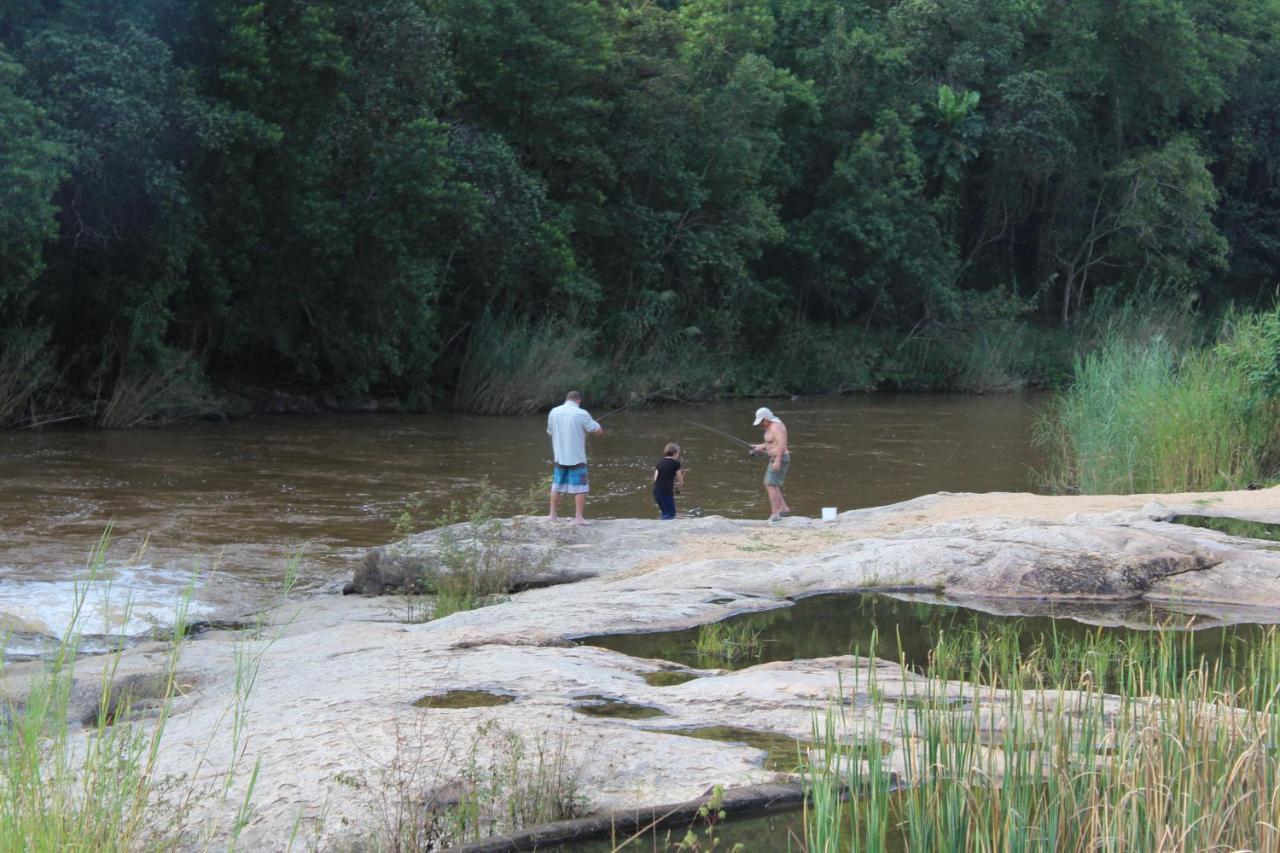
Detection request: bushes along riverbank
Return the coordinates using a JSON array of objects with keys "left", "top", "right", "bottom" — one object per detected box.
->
[{"left": 1037, "top": 303, "right": 1280, "bottom": 494}]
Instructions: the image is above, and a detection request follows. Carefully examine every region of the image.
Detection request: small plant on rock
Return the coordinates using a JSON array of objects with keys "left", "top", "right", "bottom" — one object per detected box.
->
[
  {"left": 393, "top": 478, "right": 550, "bottom": 620},
  {"left": 694, "top": 621, "right": 765, "bottom": 666}
]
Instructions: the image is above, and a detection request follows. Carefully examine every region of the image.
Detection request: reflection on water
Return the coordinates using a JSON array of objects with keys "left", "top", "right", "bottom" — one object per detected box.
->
[
  {"left": 557, "top": 806, "right": 807, "bottom": 853},
  {"left": 650, "top": 726, "right": 814, "bottom": 773},
  {"left": 0, "top": 394, "right": 1045, "bottom": 648},
  {"left": 576, "top": 593, "right": 1280, "bottom": 672},
  {"left": 1170, "top": 514, "right": 1280, "bottom": 542}
]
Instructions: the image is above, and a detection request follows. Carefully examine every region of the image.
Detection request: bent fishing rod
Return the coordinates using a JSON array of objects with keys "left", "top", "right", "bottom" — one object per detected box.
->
[
  {"left": 596, "top": 387, "right": 674, "bottom": 422},
  {"left": 684, "top": 420, "right": 760, "bottom": 454}
]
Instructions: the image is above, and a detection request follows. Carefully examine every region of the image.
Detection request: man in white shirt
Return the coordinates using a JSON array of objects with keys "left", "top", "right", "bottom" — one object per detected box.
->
[{"left": 546, "top": 391, "right": 604, "bottom": 524}]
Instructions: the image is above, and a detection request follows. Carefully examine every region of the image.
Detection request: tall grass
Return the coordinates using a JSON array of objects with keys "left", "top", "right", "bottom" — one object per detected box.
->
[
  {"left": 0, "top": 326, "right": 57, "bottom": 427},
  {"left": 453, "top": 315, "right": 598, "bottom": 415},
  {"left": 93, "top": 351, "right": 220, "bottom": 428},
  {"left": 450, "top": 308, "right": 1077, "bottom": 416},
  {"left": 368, "top": 719, "right": 586, "bottom": 850},
  {"left": 0, "top": 532, "right": 189, "bottom": 848},
  {"left": 694, "top": 621, "right": 766, "bottom": 667},
  {"left": 0, "top": 531, "right": 298, "bottom": 849},
  {"left": 1036, "top": 305, "right": 1280, "bottom": 494},
  {"left": 803, "top": 622, "right": 1280, "bottom": 852}
]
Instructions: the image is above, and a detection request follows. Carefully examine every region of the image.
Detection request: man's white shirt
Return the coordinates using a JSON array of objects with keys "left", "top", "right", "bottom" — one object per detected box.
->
[{"left": 546, "top": 401, "right": 601, "bottom": 466}]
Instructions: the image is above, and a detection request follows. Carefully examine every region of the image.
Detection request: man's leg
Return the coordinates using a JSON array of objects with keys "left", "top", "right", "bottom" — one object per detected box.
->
[
  {"left": 573, "top": 492, "right": 588, "bottom": 524},
  {"left": 766, "top": 485, "right": 783, "bottom": 518},
  {"left": 775, "top": 457, "right": 791, "bottom": 514},
  {"left": 548, "top": 484, "right": 559, "bottom": 520}
]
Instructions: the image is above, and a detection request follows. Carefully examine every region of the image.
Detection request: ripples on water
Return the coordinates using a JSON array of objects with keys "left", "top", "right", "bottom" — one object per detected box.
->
[{"left": 0, "top": 393, "right": 1046, "bottom": 657}]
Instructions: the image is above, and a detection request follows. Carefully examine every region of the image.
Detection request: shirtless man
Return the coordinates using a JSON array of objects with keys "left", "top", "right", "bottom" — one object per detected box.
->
[{"left": 750, "top": 407, "right": 791, "bottom": 522}]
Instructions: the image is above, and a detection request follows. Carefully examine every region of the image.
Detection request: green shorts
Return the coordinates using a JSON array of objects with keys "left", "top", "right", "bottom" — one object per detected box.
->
[{"left": 764, "top": 453, "right": 790, "bottom": 487}]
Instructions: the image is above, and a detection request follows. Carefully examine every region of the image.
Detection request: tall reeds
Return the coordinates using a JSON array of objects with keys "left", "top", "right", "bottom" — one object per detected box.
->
[
  {"left": 453, "top": 315, "right": 598, "bottom": 415},
  {"left": 803, "top": 621, "right": 1280, "bottom": 852},
  {"left": 1036, "top": 304, "right": 1280, "bottom": 494},
  {"left": 0, "top": 327, "right": 56, "bottom": 427}
]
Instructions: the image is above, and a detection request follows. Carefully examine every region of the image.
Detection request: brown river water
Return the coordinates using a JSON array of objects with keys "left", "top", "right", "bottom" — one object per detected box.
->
[{"left": 0, "top": 393, "right": 1045, "bottom": 655}]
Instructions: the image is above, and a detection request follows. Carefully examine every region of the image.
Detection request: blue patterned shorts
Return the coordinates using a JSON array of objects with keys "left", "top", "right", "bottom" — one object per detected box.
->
[{"left": 552, "top": 463, "right": 589, "bottom": 494}]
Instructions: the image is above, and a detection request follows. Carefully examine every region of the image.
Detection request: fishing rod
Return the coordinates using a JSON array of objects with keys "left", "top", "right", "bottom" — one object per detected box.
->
[
  {"left": 684, "top": 420, "right": 759, "bottom": 453},
  {"left": 596, "top": 387, "right": 674, "bottom": 422}
]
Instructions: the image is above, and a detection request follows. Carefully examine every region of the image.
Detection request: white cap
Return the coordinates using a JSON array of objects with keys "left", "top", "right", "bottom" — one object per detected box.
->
[{"left": 753, "top": 407, "right": 776, "bottom": 426}]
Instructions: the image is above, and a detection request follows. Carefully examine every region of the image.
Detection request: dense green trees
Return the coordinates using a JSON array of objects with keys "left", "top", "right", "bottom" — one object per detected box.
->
[{"left": 3, "top": 0, "right": 1280, "bottom": 420}]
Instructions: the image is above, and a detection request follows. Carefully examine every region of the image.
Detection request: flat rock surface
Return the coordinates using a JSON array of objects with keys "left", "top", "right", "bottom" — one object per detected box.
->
[{"left": 9, "top": 487, "right": 1280, "bottom": 849}]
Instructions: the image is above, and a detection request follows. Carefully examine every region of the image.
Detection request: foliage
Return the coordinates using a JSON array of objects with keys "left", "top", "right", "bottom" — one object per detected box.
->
[
  {"left": 676, "top": 785, "right": 745, "bottom": 853},
  {"left": 4, "top": 0, "right": 1280, "bottom": 415},
  {"left": 1036, "top": 303, "right": 1280, "bottom": 494}
]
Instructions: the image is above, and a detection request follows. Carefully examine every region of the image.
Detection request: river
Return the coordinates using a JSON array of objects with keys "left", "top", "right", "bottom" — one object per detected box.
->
[{"left": 0, "top": 393, "right": 1045, "bottom": 657}]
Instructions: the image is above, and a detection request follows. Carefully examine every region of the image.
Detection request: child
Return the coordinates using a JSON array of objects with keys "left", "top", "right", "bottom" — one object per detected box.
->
[{"left": 652, "top": 443, "right": 684, "bottom": 520}]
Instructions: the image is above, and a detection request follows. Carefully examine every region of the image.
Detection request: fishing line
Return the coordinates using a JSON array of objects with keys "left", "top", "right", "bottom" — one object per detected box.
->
[{"left": 684, "top": 420, "right": 758, "bottom": 452}]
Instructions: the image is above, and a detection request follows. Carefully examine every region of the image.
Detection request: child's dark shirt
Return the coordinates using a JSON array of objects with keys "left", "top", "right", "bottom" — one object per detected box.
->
[{"left": 653, "top": 458, "right": 682, "bottom": 496}]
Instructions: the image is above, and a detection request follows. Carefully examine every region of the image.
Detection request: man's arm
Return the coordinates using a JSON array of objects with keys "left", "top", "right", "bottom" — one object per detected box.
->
[{"left": 582, "top": 410, "right": 603, "bottom": 435}]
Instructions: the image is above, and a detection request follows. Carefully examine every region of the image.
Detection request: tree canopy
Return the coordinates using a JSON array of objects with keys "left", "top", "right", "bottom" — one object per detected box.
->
[{"left": 3, "top": 0, "right": 1279, "bottom": 415}]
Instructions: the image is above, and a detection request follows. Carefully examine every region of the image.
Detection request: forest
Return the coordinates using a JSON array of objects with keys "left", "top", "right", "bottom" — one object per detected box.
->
[{"left": 3, "top": 0, "right": 1279, "bottom": 423}]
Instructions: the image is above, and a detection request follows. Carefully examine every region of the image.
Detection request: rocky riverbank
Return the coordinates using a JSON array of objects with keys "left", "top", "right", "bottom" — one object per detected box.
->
[{"left": 8, "top": 488, "right": 1280, "bottom": 849}]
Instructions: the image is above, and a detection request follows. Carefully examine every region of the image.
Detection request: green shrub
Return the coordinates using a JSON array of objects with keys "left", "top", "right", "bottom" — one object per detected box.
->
[{"left": 1036, "top": 316, "right": 1280, "bottom": 494}]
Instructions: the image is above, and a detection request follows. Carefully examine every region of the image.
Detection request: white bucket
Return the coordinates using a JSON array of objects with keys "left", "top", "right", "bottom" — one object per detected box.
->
[{"left": 821, "top": 507, "right": 838, "bottom": 522}]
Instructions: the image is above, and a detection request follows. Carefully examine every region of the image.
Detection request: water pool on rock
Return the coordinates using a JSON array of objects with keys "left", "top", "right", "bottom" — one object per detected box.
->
[
  {"left": 572, "top": 695, "right": 668, "bottom": 719},
  {"left": 642, "top": 670, "right": 702, "bottom": 687},
  {"left": 412, "top": 690, "right": 514, "bottom": 709},
  {"left": 575, "top": 593, "right": 1275, "bottom": 672},
  {"left": 1169, "top": 514, "right": 1280, "bottom": 542}
]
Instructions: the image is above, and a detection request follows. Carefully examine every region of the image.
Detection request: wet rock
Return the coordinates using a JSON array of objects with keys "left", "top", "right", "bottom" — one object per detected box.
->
[
  {"left": 349, "top": 507, "right": 1280, "bottom": 605},
  {"left": 348, "top": 516, "right": 746, "bottom": 595}
]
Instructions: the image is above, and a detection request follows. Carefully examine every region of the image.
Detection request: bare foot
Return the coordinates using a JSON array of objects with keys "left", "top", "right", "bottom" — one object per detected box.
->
[{"left": 573, "top": 518, "right": 590, "bottom": 526}]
